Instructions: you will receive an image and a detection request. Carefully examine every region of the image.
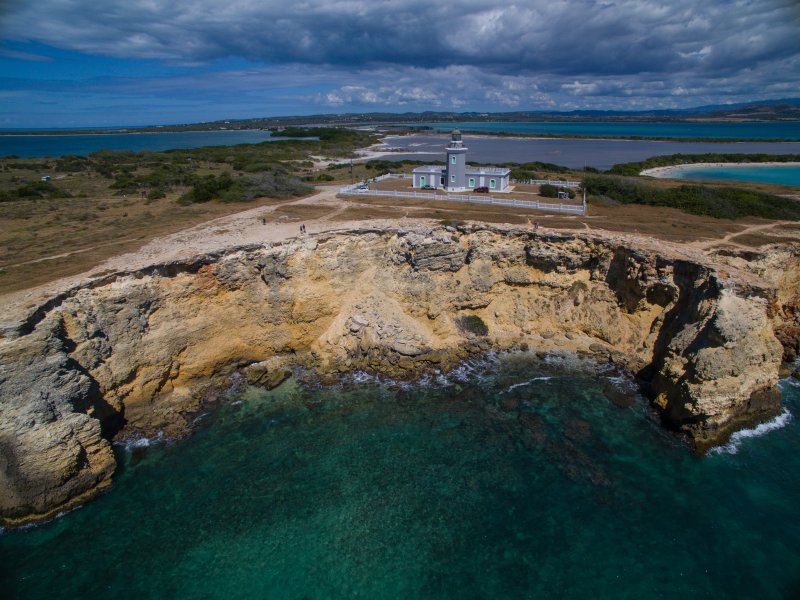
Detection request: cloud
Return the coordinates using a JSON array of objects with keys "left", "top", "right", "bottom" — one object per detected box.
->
[
  {"left": 0, "top": 0, "right": 798, "bottom": 125},
  {"left": 3, "top": 0, "right": 798, "bottom": 78}
]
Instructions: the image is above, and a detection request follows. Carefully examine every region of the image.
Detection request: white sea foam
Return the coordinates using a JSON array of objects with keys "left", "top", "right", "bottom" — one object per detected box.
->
[
  {"left": 119, "top": 431, "right": 165, "bottom": 452},
  {"left": 709, "top": 409, "right": 793, "bottom": 455},
  {"left": 603, "top": 374, "right": 639, "bottom": 393},
  {"left": 501, "top": 377, "right": 553, "bottom": 394}
]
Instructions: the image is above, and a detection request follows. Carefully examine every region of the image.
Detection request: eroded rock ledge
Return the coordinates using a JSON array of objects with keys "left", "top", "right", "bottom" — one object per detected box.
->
[{"left": 0, "top": 226, "right": 794, "bottom": 527}]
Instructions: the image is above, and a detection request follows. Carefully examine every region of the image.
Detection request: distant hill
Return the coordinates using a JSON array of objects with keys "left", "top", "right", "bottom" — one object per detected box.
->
[
  {"left": 7, "top": 99, "right": 799, "bottom": 135},
  {"left": 185, "top": 99, "right": 800, "bottom": 129}
]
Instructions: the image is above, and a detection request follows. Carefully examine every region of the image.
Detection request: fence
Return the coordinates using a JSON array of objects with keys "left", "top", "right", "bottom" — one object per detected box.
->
[
  {"left": 339, "top": 175, "right": 585, "bottom": 215},
  {"left": 511, "top": 179, "right": 581, "bottom": 188}
]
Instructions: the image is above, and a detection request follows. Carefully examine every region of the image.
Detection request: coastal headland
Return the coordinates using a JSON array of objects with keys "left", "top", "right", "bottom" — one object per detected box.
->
[
  {"left": 3, "top": 128, "right": 800, "bottom": 529},
  {"left": 641, "top": 161, "right": 800, "bottom": 178},
  {"left": 2, "top": 210, "right": 800, "bottom": 527}
]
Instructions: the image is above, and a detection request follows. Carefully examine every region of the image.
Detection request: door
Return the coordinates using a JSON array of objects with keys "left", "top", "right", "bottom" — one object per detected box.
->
[
  {"left": 420, "top": 176, "right": 426, "bottom": 187},
  {"left": 468, "top": 177, "right": 475, "bottom": 188}
]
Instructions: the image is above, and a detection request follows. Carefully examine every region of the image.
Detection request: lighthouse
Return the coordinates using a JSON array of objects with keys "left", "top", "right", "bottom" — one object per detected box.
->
[
  {"left": 445, "top": 129, "right": 468, "bottom": 191},
  {"left": 412, "top": 130, "right": 510, "bottom": 192}
]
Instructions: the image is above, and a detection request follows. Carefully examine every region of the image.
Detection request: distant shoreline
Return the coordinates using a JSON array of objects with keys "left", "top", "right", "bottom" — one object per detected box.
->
[
  {"left": 0, "top": 129, "right": 269, "bottom": 137},
  {"left": 641, "top": 161, "right": 800, "bottom": 178},
  {"left": 2, "top": 125, "right": 800, "bottom": 144}
]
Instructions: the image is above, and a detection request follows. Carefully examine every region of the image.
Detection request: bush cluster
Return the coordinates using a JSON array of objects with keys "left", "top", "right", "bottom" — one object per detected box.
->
[
  {"left": 178, "top": 167, "right": 312, "bottom": 205},
  {"left": 0, "top": 181, "right": 72, "bottom": 202},
  {"left": 582, "top": 173, "right": 800, "bottom": 220},
  {"left": 539, "top": 184, "right": 575, "bottom": 199}
]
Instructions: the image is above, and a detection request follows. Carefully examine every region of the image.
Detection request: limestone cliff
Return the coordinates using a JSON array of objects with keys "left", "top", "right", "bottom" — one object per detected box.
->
[{"left": 0, "top": 226, "right": 790, "bottom": 527}]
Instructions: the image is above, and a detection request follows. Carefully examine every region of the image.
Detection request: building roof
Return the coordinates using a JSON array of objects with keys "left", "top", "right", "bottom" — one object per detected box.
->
[
  {"left": 466, "top": 167, "right": 511, "bottom": 175},
  {"left": 412, "top": 165, "right": 445, "bottom": 173}
]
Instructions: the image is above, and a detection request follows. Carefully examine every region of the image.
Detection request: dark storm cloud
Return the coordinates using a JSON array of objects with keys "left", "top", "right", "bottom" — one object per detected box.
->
[
  {"left": 4, "top": 0, "right": 799, "bottom": 76},
  {"left": 1, "top": 0, "right": 798, "bottom": 117}
]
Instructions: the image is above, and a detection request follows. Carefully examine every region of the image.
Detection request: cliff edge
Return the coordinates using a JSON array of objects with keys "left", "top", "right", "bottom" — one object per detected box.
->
[{"left": 0, "top": 226, "right": 794, "bottom": 527}]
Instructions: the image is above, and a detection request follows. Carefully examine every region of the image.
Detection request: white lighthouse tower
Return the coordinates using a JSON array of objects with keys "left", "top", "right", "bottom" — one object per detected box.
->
[{"left": 445, "top": 129, "right": 468, "bottom": 191}]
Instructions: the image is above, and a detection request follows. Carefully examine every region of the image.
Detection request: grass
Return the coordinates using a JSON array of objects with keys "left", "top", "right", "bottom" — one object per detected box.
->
[{"left": 0, "top": 191, "right": 313, "bottom": 293}]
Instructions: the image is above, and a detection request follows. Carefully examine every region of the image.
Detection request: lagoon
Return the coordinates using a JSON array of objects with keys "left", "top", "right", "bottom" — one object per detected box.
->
[
  {"left": 380, "top": 134, "right": 800, "bottom": 171},
  {"left": 417, "top": 121, "right": 800, "bottom": 140},
  {"left": 653, "top": 163, "right": 800, "bottom": 186}
]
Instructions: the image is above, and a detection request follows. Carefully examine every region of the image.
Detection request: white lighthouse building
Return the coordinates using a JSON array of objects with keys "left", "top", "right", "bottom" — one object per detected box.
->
[{"left": 412, "top": 130, "right": 510, "bottom": 192}]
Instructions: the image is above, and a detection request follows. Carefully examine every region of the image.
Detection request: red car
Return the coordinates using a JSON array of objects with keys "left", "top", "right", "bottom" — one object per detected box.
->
[{"left": 473, "top": 186, "right": 489, "bottom": 193}]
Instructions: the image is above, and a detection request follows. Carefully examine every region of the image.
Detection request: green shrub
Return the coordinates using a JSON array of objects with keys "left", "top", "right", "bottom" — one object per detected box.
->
[
  {"left": 456, "top": 315, "right": 489, "bottom": 336},
  {"left": 510, "top": 169, "right": 540, "bottom": 181},
  {"left": 539, "top": 184, "right": 559, "bottom": 198},
  {"left": 179, "top": 172, "right": 234, "bottom": 204},
  {"left": 55, "top": 155, "right": 91, "bottom": 172},
  {"left": 0, "top": 181, "right": 73, "bottom": 202}
]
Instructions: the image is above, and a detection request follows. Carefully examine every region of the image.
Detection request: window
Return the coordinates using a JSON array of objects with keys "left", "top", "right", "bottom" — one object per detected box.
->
[
  {"left": 450, "top": 175, "right": 456, "bottom": 183},
  {"left": 489, "top": 179, "right": 496, "bottom": 189},
  {"left": 451, "top": 155, "right": 457, "bottom": 164},
  {"left": 468, "top": 178, "right": 475, "bottom": 188}
]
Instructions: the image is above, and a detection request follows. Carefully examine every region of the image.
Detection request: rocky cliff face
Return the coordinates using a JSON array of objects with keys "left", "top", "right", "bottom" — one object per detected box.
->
[{"left": 0, "top": 226, "right": 790, "bottom": 527}]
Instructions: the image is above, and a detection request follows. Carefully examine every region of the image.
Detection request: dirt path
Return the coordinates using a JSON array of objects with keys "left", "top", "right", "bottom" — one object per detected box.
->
[{"left": 691, "top": 221, "right": 793, "bottom": 250}]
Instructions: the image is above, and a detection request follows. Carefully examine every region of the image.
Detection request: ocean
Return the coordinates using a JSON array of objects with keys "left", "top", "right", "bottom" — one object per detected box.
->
[
  {"left": 2, "top": 351, "right": 798, "bottom": 599},
  {"left": 0, "top": 130, "right": 279, "bottom": 158},
  {"left": 416, "top": 121, "right": 800, "bottom": 140}
]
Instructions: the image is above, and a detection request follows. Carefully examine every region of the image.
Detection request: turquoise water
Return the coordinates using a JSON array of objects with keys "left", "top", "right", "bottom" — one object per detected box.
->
[
  {"left": 418, "top": 121, "right": 800, "bottom": 140},
  {"left": 0, "top": 130, "right": 282, "bottom": 158},
  {"left": 665, "top": 164, "right": 800, "bottom": 186},
  {"left": 2, "top": 352, "right": 799, "bottom": 599}
]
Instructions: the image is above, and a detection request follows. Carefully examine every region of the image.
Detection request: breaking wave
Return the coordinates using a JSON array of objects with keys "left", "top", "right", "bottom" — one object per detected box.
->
[{"left": 709, "top": 409, "right": 793, "bottom": 456}]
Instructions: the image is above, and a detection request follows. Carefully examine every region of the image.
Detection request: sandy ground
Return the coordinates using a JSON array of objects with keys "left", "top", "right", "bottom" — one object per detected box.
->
[
  {"left": 0, "top": 187, "right": 421, "bottom": 330},
  {"left": 1, "top": 184, "right": 796, "bottom": 333},
  {"left": 641, "top": 161, "right": 800, "bottom": 178}
]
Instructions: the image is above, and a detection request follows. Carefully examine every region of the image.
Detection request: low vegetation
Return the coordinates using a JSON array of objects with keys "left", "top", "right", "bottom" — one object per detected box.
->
[
  {"left": 0, "top": 128, "right": 376, "bottom": 291},
  {"left": 0, "top": 181, "right": 74, "bottom": 202},
  {"left": 496, "top": 161, "right": 571, "bottom": 175},
  {"left": 539, "top": 184, "right": 576, "bottom": 199},
  {"left": 582, "top": 173, "right": 800, "bottom": 220},
  {"left": 178, "top": 168, "right": 312, "bottom": 205}
]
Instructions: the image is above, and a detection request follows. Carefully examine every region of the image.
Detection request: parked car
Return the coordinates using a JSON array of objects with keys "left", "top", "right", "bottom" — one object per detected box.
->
[
  {"left": 421, "top": 185, "right": 436, "bottom": 190},
  {"left": 356, "top": 185, "right": 369, "bottom": 191},
  {"left": 473, "top": 186, "right": 489, "bottom": 193}
]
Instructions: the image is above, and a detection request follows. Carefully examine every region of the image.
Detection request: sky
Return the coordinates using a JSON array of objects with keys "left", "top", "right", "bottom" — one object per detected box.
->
[{"left": 0, "top": 0, "right": 799, "bottom": 128}]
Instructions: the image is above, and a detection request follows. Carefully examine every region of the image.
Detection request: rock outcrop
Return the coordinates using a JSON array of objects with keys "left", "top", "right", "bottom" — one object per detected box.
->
[{"left": 0, "top": 226, "right": 793, "bottom": 527}]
